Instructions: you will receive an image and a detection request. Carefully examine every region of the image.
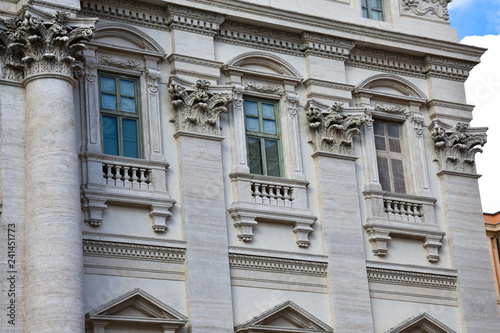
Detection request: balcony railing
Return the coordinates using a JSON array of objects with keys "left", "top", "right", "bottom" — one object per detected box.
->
[
  {"left": 383, "top": 199, "right": 423, "bottom": 223},
  {"left": 251, "top": 181, "right": 294, "bottom": 207},
  {"left": 102, "top": 163, "right": 152, "bottom": 189}
]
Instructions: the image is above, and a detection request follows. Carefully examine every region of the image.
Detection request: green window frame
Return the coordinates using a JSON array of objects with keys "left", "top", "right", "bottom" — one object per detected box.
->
[
  {"left": 374, "top": 120, "right": 407, "bottom": 194},
  {"left": 99, "top": 73, "right": 142, "bottom": 158},
  {"left": 362, "top": 0, "right": 384, "bottom": 21},
  {"left": 244, "top": 98, "right": 283, "bottom": 177}
]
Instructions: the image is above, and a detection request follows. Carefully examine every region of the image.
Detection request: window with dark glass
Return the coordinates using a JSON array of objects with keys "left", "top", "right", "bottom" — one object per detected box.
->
[
  {"left": 244, "top": 99, "right": 282, "bottom": 177},
  {"left": 99, "top": 73, "right": 141, "bottom": 158},
  {"left": 374, "top": 121, "right": 406, "bottom": 194},
  {"left": 362, "top": 0, "right": 384, "bottom": 21}
]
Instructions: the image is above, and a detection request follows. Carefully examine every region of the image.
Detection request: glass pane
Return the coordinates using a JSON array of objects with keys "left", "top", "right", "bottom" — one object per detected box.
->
[
  {"left": 375, "top": 135, "right": 386, "bottom": 151},
  {"left": 362, "top": 8, "right": 369, "bottom": 18},
  {"left": 371, "top": 10, "right": 384, "bottom": 21},
  {"left": 101, "top": 93, "right": 117, "bottom": 110},
  {"left": 389, "top": 138, "right": 402, "bottom": 153},
  {"left": 361, "top": 0, "right": 368, "bottom": 6},
  {"left": 265, "top": 140, "right": 280, "bottom": 177},
  {"left": 122, "top": 119, "right": 138, "bottom": 158},
  {"left": 387, "top": 124, "right": 400, "bottom": 138},
  {"left": 371, "top": 0, "right": 382, "bottom": 9},
  {"left": 246, "top": 116, "right": 260, "bottom": 132},
  {"left": 121, "top": 97, "right": 136, "bottom": 113},
  {"left": 373, "top": 122, "right": 385, "bottom": 136},
  {"left": 262, "top": 103, "right": 275, "bottom": 119},
  {"left": 247, "top": 137, "right": 263, "bottom": 175},
  {"left": 100, "top": 77, "right": 116, "bottom": 94},
  {"left": 377, "top": 156, "right": 391, "bottom": 192},
  {"left": 120, "top": 80, "right": 135, "bottom": 96},
  {"left": 391, "top": 159, "right": 406, "bottom": 194},
  {"left": 263, "top": 119, "right": 277, "bottom": 135},
  {"left": 102, "top": 115, "right": 118, "bottom": 155},
  {"left": 244, "top": 101, "right": 259, "bottom": 116}
]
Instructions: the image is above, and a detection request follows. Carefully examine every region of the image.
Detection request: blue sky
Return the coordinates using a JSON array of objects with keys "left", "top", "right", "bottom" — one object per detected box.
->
[{"left": 448, "top": 0, "right": 500, "bottom": 39}]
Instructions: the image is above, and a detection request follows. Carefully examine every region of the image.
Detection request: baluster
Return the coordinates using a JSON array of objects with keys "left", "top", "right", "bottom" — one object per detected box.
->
[
  {"left": 261, "top": 184, "right": 270, "bottom": 204},
  {"left": 393, "top": 201, "right": 401, "bottom": 220},
  {"left": 138, "top": 168, "right": 146, "bottom": 189},
  {"left": 122, "top": 166, "right": 131, "bottom": 187},
  {"left": 253, "top": 182, "right": 262, "bottom": 203},
  {"left": 282, "top": 187, "right": 291, "bottom": 207},
  {"left": 104, "top": 164, "right": 113, "bottom": 185},
  {"left": 415, "top": 204, "right": 423, "bottom": 223},
  {"left": 130, "top": 167, "right": 138, "bottom": 187},
  {"left": 275, "top": 186, "right": 284, "bottom": 206},
  {"left": 145, "top": 170, "right": 152, "bottom": 189},
  {"left": 407, "top": 202, "right": 415, "bottom": 222},
  {"left": 385, "top": 200, "right": 394, "bottom": 219},
  {"left": 113, "top": 165, "right": 122, "bottom": 186},
  {"left": 269, "top": 185, "right": 277, "bottom": 205},
  {"left": 289, "top": 188, "right": 295, "bottom": 207}
]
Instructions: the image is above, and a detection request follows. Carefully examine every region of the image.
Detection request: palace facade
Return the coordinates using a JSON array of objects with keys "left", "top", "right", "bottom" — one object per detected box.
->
[{"left": 1, "top": 0, "right": 500, "bottom": 332}]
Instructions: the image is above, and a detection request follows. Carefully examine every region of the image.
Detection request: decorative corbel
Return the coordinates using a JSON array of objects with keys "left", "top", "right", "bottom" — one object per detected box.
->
[
  {"left": 83, "top": 198, "right": 108, "bottom": 227},
  {"left": 293, "top": 222, "right": 314, "bottom": 248},
  {"left": 423, "top": 235, "right": 443, "bottom": 263},
  {"left": 365, "top": 226, "right": 392, "bottom": 256},
  {"left": 229, "top": 210, "right": 258, "bottom": 242},
  {"left": 149, "top": 205, "right": 173, "bottom": 233}
]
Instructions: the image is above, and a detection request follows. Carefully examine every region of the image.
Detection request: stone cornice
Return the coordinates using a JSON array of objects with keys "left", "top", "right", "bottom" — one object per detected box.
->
[
  {"left": 229, "top": 253, "right": 328, "bottom": 276},
  {"left": 424, "top": 55, "right": 476, "bottom": 82},
  {"left": 347, "top": 46, "right": 426, "bottom": 78},
  {"left": 216, "top": 20, "right": 303, "bottom": 56},
  {"left": 82, "top": 239, "right": 186, "bottom": 262},
  {"left": 80, "top": 0, "right": 224, "bottom": 35},
  {"left": 183, "top": 0, "right": 485, "bottom": 60},
  {"left": 367, "top": 267, "right": 457, "bottom": 289}
]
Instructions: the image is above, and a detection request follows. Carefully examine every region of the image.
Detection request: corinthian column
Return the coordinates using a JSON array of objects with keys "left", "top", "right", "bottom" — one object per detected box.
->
[{"left": 2, "top": 11, "right": 94, "bottom": 332}]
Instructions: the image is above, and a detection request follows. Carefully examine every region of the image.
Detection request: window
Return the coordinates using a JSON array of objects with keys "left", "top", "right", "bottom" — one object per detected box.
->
[
  {"left": 244, "top": 99, "right": 282, "bottom": 177},
  {"left": 374, "top": 121, "right": 406, "bottom": 193},
  {"left": 99, "top": 73, "right": 141, "bottom": 158},
  {"left": 362, "top": 0, "right": 384, "bottom": 21}
]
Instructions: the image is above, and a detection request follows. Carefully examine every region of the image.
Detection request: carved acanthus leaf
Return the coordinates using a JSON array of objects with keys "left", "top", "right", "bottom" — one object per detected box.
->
[
  {"left": 402, "top": 0, "right": 452, "bottom": 21},
  {"left": 431, "top": 122, "right": 487, "bottom": 174},
  {"left": 169, "top": 79, "right": 232, "bottom": 136},
  {"left": 374, "top": 102, "right": 409, "bottom": 116},
  {"left": 0, "top": 11, "right": 94, "bottom": 81},
  {"left": 99, "top": 56, "right": 141, "bottom": 70},
  {"left": 306, "top": 102, "right": 365, "bottom": 155},
  {"left": 244, "top": 81, "right": 282, "bottom": 95}
]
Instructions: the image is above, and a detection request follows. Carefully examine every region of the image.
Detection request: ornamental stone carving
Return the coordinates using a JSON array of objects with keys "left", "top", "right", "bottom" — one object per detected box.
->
[
  {"left": 169, "top": 79, "right": 232, "bottom": 136},
  {"left": 244, "top": 81, "right": 282, "bottom": 95},
  {"left": 431, "top": 121, "right": 487, "bottom": 174},
  {"left": 306, "top": 102, "right": 365, "bottom": 155},
  {"left": 0, "top": 11, "right": 94, "bottom": 81},
  {"left": 374, "top": 102, "right": 409, "bottom": 116},
  {"left": 402, "top": 0, "right": 452, "bottom": 21},
  {"left": 99, "top": 55, "right": 141, "bottom": 70}
]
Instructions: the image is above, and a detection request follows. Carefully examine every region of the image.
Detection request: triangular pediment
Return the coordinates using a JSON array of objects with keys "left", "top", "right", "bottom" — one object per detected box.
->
[
  {"left": 386, "top": 313, "right": 456, "bottom": 333},
  {"left": 235, "top": 301, "right": 332, "bottom": 332},
  {"left": 86, "top": 288, "right": 187, "bottom": 328}
]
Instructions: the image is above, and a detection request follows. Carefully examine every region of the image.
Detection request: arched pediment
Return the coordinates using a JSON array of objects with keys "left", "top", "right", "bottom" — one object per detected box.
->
[
  {"left": 355, "top": 73, "right": 427, "bottom": 100},
  {"left": 225, "top": 51, "right": 302, "bottom": 78},
  {"left": 92, "top": 22, "right": 165, "bottom": 55}
]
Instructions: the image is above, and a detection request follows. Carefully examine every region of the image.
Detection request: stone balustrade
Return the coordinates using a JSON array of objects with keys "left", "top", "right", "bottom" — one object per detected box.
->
[
  {"left": 383, "top": 198, "right": 424, "bottom": 223},
  {"left": 251, "top": 181, "right": 294, "bottom": 207},
  {"left": 102, "top": 162, "right": 152, "bottom": 189}
]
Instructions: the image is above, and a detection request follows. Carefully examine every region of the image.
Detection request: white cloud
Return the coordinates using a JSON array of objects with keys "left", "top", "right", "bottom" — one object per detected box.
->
[{"left": 461, "top": 35, "right": 500, "bottom": 213}]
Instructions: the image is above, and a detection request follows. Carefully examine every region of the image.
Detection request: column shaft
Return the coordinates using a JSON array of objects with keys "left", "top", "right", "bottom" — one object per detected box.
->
[{"left": 25, "top": 78, "right": 84, "bottom": 332}]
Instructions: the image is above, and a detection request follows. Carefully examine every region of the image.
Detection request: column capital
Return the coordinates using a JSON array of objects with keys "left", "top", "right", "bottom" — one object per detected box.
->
[
  {"left": 305, "top": 99, "right": 365, "bottom": 155},
  {"left": 168, "top": 78, "right": 232, "bottom": 136},
  {"left": 430, "top": 120, "right": 487, "bottom": 174},
  {"left": 0, "top": 10, "right": 96, "bottom": 82}
]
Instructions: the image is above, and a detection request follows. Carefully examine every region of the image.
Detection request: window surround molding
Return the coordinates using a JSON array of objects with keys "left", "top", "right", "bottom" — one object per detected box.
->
[
  {"left": 223, "top": 52, "right": 317, "bottom": 247},
  {"left": 80, "top": 23, "right": 176, "bottom": 232},
  {"left": 354, "top": 74, "right": 445, "bottom": 262}
]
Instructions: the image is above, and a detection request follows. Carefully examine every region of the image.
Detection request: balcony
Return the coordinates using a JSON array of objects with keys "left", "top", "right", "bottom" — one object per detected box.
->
[
  {"left": 363, "top": 191, "right": 445, "bottom": 262},
  {"left": 80, "top": 152, "right": 176, "bottom": 232},
  {"left": 228, "top": 172, "right": 317, "bottom": 248}
]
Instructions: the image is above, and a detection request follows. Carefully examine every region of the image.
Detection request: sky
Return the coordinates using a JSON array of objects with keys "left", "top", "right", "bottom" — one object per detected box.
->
[{"left": 448, "top": 0, "right": 500, "bottom": 213}]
